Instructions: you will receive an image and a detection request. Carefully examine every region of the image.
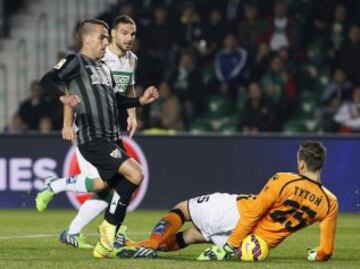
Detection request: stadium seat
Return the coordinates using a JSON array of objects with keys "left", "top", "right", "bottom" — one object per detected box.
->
[
  {"left": 205, "top": 95, "right": 234, "bottom": 117},
  {"left": 236, "top": 87, "right": 248, "bottom": 112},
  {"left": 283, "top": 118, "right": 308, "bottom": 133},
  {"left": 189, "top": 118, "right": 213, "bottom": 133}
]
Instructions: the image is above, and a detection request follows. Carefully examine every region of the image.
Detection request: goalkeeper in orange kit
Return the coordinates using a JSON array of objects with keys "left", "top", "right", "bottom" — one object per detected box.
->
[{"left": 118, "top": 141, "right": 338, "bottom": 262}]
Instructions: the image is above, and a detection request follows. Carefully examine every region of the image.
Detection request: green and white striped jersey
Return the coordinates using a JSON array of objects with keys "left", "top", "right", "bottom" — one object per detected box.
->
[{"left": 102, "top": 47, "right": 137, "bottom": 95}]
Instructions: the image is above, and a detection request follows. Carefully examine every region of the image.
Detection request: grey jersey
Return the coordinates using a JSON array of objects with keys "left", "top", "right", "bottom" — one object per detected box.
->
[{"left": 55, "top": 53, "right": 119, "bottom": 144}]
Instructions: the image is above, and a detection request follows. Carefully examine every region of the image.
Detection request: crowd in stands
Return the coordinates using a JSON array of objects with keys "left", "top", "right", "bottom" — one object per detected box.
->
[
  {"left": 7, "top": 0, "right": 360, "bottom": 134},
  {"left": 4, "top": 80, "right": 62, "bottom": 134}
]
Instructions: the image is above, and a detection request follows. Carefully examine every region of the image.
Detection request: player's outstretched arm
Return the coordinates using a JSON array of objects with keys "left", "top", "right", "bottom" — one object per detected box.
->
[
  {"left": 139, "top": 86, "right": 159, "bottom": 105},
  {"left": 227, "top": 176, "right": 280, "bottom": 249},
  {"left": 116, "top": 86, "right": 159, "bottom": 109},
  {"left": 308, "top": 199, "right": 338, "bottom": 262}
]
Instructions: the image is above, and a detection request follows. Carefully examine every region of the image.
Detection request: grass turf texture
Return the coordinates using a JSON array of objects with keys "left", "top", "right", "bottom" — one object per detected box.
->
[{"left": 0, "top": 210, "right": 359, "bottom": 269}]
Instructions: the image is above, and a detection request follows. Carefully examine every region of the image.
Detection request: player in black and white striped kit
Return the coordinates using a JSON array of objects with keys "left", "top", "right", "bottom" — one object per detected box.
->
[
  {"left": 58, "top": 16, "right": 147, "bottom": 250},
  {"left": 36, "top": 19, "right": 159, "bottom": 258}
]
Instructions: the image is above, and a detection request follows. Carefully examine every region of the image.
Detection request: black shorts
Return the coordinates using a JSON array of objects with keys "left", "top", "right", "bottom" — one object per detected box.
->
[{"left": 78, "top": 138, "right": 129, "bottom": 182}]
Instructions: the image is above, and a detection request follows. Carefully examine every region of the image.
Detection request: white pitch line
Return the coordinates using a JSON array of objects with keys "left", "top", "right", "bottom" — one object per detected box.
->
[
  {"left": 0, "top": 234, "right": 60, "bottom": 240},
  {"left": 0, "top": 231, "right": 149, "bottom": 240}
]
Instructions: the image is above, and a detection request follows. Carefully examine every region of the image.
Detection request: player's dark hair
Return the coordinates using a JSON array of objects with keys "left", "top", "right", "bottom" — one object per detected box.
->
[
  {"left": 75, "top": 18, "right": 109, "bottom": 49},
  {"left": 112, "top": 15, "right": 136, "bottom": 29},
  {"left": 298, "top": 141, "right": 326, "bottom": 172}
]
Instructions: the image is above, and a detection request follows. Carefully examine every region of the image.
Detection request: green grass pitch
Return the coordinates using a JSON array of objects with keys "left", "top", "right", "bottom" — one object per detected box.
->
[{"left": 0, "top": 210, "right": 359, "bottom": 269}]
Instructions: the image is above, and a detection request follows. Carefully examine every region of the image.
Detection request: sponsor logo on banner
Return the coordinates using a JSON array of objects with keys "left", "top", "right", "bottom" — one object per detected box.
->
[
  {"left": 62, "top": 137, "right": 149, "bottom": 210},
  {"left": 0, "top": 158, "right": 57, "bottom": 191}
]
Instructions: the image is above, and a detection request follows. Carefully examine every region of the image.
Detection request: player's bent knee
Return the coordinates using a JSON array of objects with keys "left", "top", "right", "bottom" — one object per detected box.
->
[
  {"left": 118, "top": 159, "right": 144, "bottom": 185},
  {"left": 122, "top": 167, "right": 144, "bottom": 185},
  {"left": 182, "top": 227, "right": 206, "bottom": 245}
]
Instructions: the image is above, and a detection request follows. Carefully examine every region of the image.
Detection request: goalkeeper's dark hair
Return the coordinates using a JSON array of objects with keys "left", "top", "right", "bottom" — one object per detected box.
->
[
  {"left": 75, "top": 18, "right": 109, "bottom": 49},
  {"left": 298, "top": 141, "right": 326, "bottom": 172},
  {"left": 112, "top": 15, "right": 136, "bottom": 29}
]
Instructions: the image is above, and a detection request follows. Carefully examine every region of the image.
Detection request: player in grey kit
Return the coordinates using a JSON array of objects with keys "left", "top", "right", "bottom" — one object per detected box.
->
[
  {"left": 59, "top": 15, "right": 146, "bottom": 250},
  {"left": 36, "top": 18, "right": 159, "bottom": 258}
]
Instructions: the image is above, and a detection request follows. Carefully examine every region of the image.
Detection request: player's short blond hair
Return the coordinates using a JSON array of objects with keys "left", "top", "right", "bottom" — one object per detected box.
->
[{"left": 75, "top": 18, "right": 109, "bottom": 49}]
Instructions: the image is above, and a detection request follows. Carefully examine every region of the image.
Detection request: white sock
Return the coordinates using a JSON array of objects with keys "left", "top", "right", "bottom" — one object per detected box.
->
[
  {"left": 50, "top": 173, "right": 91, "bottom": 194},
  {"left": 68, "top": 198, "right": 108, "bottom": 234}
]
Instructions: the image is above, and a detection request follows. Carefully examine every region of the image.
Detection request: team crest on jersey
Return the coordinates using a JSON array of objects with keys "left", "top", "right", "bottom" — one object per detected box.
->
[
  {"left": 86, "top": 65, "right": 113, "bottom": 87},
  {"left": 110, "top": 148, "right": 122, "bottom": 158}
]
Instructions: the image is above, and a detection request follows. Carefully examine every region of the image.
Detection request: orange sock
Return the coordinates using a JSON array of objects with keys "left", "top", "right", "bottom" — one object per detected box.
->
[
  {"left": 126, "top": 239, "right": 142, "bottom": 247},
  {"left": 159, "top": 233, "right": 179, "bottom": 251},
  {"left": 145, "top": 209, "right": 185, "bottom": 249},
  {"left": 159, "top": 231, "right": 188, "bottom": 252}
]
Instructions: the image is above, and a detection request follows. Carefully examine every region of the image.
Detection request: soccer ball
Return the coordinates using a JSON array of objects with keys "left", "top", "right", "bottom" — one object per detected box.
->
[{"left": 237, "top": 234, "right": 269, "bottom": 262}]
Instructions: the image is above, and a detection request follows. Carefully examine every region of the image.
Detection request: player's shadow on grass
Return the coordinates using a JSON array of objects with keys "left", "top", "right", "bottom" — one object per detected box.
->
[
  {"left": 157, "top": 254, "right": 196, "bottom": 262},
  {"left": 159, "top": 254, "right": 357, "bottom": 264},
  {"left": 156, "top": 255, "right": 266, "bottom": 264}
]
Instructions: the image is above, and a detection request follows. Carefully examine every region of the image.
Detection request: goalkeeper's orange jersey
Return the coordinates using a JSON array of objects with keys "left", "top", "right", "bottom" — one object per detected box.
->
[{"left": 228, "top": 172, "right": 338, "bottom": 261}]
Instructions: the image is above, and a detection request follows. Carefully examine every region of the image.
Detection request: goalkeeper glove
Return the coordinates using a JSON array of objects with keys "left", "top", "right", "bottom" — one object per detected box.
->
[
  {"left": 307, "top": 248, "right": 317, "bottom": 261},
  {"left": 197, "top": 242, "right": 235, "bottom": 261}
]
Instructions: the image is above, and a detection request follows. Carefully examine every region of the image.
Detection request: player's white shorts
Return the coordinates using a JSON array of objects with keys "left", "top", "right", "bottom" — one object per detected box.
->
[
  {"left": 75, "top": 146, "right": 99, "bottom": 178},
  {"left": 188, "top": 192, "right": 240, "bottom": 247}
]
